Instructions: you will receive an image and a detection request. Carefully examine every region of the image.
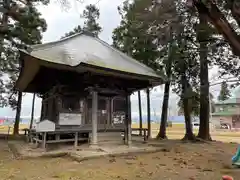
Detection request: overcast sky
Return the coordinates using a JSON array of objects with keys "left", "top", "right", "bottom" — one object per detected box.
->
[{"left": 0, "top": 0, "right": 225, "bottom": 118}]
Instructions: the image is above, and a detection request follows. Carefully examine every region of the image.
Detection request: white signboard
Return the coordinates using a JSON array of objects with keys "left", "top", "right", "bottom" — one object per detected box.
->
[
  {"left": 36, "top": 119, "right": 56, "bottom": 132},
  {"left": 59, "top": 113, "right": 82, "bottom": 125}
]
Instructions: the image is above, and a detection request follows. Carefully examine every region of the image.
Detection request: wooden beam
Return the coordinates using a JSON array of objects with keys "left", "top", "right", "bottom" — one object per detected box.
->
[{"left": 85, "top": 87, "right": 129, "bottom": 96}]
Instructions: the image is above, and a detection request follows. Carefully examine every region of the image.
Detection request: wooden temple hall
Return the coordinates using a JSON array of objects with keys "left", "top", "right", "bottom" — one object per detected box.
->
[{"left": 15, "top": 32, "right": 165, "bottom": 149}]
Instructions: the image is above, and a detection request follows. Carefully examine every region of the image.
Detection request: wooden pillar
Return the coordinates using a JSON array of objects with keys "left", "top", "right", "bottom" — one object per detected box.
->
[
  {"left": 85, "top": 98, "right": 88, "bottom": 124},
  {"left": 30, "top": 93, "right": 36, "bottom": 129},
  {"left": 138, "top": 91, "right": 143, "bottom": 135},
  {"left": 40, "top": 99, "right": 44, "bottom": 121},
  {"left": 91, "top": 90, "right": 98, "bottom": 146},
  {"left": 106, "top": 98, "right": 111, "bottom": 127},
  {"left": 124, "top": 97, "right": 128, "bottom": 144},
  {"left": 74, "top": 132, "right": 78, "bottom": 148},
  {"left": 56, "top": 134, "right": 60, "bottom": 140},
  {"left": 55, "top": 97, "right": 60, "bottom": 124},
  {"left": 146, "top": 88, "right": 151, "bottom": 139},
  {"left": 125, "top": 94, "right": 132, "bottom": 146},
  {"left": 42, "top": 132, "right": 47, "bottom": 149},
  {"left": 110, "top": 98, "right": 113, "bottom": 126}
]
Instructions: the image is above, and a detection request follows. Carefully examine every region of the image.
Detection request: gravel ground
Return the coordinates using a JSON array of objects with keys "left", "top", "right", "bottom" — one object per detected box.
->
[{"left": 0, "top": 140, "right": 239, "bottom": 180}]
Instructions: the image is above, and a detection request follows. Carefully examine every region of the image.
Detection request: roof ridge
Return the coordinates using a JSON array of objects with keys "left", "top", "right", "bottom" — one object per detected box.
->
[{"left": 31, "top": 31, "right": 96, "bottom": 51}]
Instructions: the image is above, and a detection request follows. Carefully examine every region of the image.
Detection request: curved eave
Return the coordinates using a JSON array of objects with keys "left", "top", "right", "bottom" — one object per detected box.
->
[
  {"left": 15, "top": 52, "right": 40, "bottom": 92},
  {"left": 16, "top": 51, "right": 166, "bottom": 92},
  {"left": 15, "top": 51, "right": 84, "bottom": 92},
  {"left": 20, "top": 48, "right": 166, "bottom": 82}
]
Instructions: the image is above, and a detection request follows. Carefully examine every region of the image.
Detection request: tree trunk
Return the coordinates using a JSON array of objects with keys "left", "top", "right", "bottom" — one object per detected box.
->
[
  {"left": 137, "top": 91, "right": 143, "bottom": 135},
  {"left": 183, "top": 97, "right": 195, "bottom": 140},
  {"left": 13, "top": 91, "right": 22, "bottom": 135},
  {"left": 156, "top": 81, "right": 170, "bottom": 139},
  {"left": 181, "top": 74, "right": 195, "bottom": 141},
  {"left": 197, "top": 14, "right": 212, "bottom": 141},
  {"left": 29, "top": 93, "right": 36, "bottom": 129},
  {"left": 156, "top": 37, "right": 174, "bottom": 139}
]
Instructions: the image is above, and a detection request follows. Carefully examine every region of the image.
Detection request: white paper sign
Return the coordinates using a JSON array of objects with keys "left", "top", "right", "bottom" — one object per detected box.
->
[{"left": 59, "top": 113, "right": 82, "bottom": 125}]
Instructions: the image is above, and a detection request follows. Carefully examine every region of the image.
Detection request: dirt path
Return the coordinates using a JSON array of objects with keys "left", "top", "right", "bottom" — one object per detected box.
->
[{"left": 0, "top": 140, "right": 240, "bottom": 180}]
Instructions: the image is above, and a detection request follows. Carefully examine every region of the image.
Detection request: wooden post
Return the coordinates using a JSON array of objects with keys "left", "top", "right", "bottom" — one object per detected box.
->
[
  {"left": 110, "top": 98, "right": 113, "bottom": 126},
  {"left": 35, "top": 133, "right": 38, "bottom": 146},
  {"left": 125, "top": 94, "right": 132, "bottom": 146},
  {"left": 32, "top": 133, "right": 38, "bottom": 147},
  {"left": 74, "top": 132, "right": 78, "bottom": 148},
  {"left": 42, "top": 132, "right": 47, "bottom": 149},
  {"left": 29, "top": 131, "right": 33, "bottom": 143},
  {"left": 30, "top": 93, "right": 36, "bottom": 129},
  {"left": 124, "top": 96, "right": 128, "bottom": 144},
  {"left": 55, "top": 133, "right": 60, "bottom": 148},
  {"left": 146, "top": 88, "right": 151, "bottom": 139},
  {"left": 82, "top": 99, "right": 86, "bottom": 125},
  {"left": 55, "top": 96, "right": 60, "bottom": 125},
  {"left": 56, "top": 134, "right": 60, "bottom": 140},
  {"left": 127, "top": 95, "right": 132, "bottom": 146},
  {"left": 106, "top": 98, "right": 112, "bottom": 128},
  {"left": 85, "top": 98, "right": 88, "bottom": 124},
  {"left": 91, "top": 90, "right": 98, "bottom": 147},
  {"left": 143, "top": 129, "right": 146, "bottom": 141},
  {"left": 138, "top": 91, "right": 143, "bottom": 135}
]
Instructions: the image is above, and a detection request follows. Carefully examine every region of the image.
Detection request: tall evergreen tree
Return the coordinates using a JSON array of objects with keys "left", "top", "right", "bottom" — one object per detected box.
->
[
  {"left": 0, "top": 2, "right": 47, "bottom": 134},
  {"left": 113, "top": 0, "right": 201, "bottom": 140},
  {"left": 112, "top": 1, "right": 165, "bottom": 139},
  {"left": 62, "top": 4, "right": 102, "bottom": 38},
  {"left": 157, "top": 34, "right": 175, "bottom": 139},
  {"left": 82, "top": 4, "right": 102, "bottom": 36},
  {"left": 218, "top": 81, "right": 231, "bottom": 101},
  {"left": 62, "top": 25, "right": 82, "bottom": 38}
]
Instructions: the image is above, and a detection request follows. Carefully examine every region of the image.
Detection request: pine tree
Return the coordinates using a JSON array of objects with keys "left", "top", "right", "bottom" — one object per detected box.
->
[
  {"left": 218, "top": 81, "right": 231, "bottom": 101},
  {"left": 62, "top": 4, "right": 102, "bottom": 38},
  {"left": 113, "top": 0, "right": 201, "bottom": 141},
  {"left": 112, "top": 0, "right": 164, "bottom": 138},
  {"left": 81, "top": 4, "right": 102, "bottom": 36},
  {"left": 62, "top": 25, "right": 82, "bottom": 38},
  {"left": 0, "top": 2, "right": 47, "bottom": 134}
]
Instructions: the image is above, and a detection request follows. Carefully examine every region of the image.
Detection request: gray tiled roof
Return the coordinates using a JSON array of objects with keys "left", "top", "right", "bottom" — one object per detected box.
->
[{"left": 20, "top": 32, "right": 164, "bottom": 79}]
